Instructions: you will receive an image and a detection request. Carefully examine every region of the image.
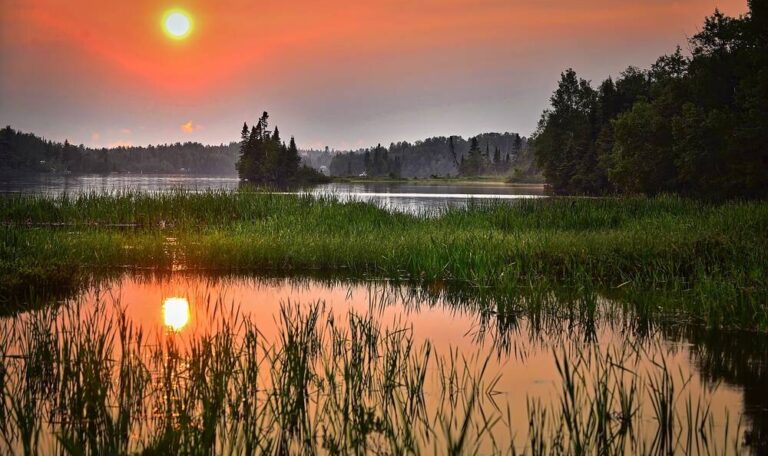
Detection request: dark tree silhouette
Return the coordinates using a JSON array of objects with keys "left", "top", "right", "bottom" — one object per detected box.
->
[
  {"left": 0, "top": 126, "right": 240, "bottom": 175},
  {"left": 533, "top": 2, "right": 768, "bottom": 198},
  {"left": 236, "top": 112, "right": 327, "bottom": 186}
]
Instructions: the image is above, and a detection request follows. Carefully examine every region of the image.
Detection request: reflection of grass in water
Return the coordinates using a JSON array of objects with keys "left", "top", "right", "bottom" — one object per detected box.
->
[
  {"left": 0, "top": 296, "right": 748, "bottom": 455},
  {"left": 2, "top": 191, "right": 766, "bottom": 328}
]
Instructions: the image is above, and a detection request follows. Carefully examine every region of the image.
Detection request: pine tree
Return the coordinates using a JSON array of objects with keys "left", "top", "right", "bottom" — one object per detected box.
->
[
  {"left": 241, "top": 123, "right": 249, "bottom": 143},
  {"left": 460, "top": 137, "right": 483, "bottom": 176},
  {"left": 286, "top": 136, "right": 301, "bottom": 181},
  {"left": 236, "top": 122, "right": 250, "bottom": 178},
  {"left": 237, "top": 111, "right": 324, "bottom": 186}
]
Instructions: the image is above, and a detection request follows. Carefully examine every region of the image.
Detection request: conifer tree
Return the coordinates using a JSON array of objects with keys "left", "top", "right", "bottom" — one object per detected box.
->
[
  {"left": 236, "top": 111, "right": 321, "bottom": 185},
  {"left": 286, "top": 137, "right": 301, "bottom": 181}
]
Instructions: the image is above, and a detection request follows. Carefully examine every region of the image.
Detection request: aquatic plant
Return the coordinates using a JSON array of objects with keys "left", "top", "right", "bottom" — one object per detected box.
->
[{"left": 2, "top": 191, "right": 765, "bottom": 328}]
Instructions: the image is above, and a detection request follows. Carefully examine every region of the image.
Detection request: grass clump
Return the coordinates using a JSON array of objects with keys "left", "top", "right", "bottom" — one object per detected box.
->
[{"left": 1, "top": 191, "right": 766, "bottom": 328}]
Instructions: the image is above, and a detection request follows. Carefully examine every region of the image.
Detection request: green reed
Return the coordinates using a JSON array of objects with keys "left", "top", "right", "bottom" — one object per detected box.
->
[
  {"left": 1, "top": 190, "right": 766, "bottom": 328},
  {"left": 0, "top": 295, "right": 748, "bottom": 455}
]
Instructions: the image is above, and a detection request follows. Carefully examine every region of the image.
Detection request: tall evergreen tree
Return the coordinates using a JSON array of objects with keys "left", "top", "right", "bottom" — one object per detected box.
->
[
  {"left": 236, "top": 112, "right": 313, "bottom": 185},
  {"left": 286, "top": 137, "right": 301, "bottom": 181},
  {"left": 460, "top": 137, "right": 484, "bottom": 176}
]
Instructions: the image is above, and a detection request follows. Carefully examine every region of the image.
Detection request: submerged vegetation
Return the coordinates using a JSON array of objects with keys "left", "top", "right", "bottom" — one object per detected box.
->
[{"left": 2, "top": 191, "right": 766, "bottom": 329}]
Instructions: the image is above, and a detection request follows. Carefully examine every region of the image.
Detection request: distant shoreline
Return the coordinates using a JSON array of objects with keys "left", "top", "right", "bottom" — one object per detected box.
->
[
  {"left": 1, "top": 170, "right": 547, "bottom": 189},
  {"left": 329, "top": 176, "right": 546, "bottom": 187}
]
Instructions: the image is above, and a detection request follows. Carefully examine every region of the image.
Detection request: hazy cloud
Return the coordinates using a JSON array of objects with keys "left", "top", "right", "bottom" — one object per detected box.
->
[{"left": 180, "top": 121, "right": 202, "bottom": 133}]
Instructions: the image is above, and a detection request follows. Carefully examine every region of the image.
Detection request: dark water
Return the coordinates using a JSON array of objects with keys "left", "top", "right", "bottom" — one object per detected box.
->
[
  {"left": 0, "top": 173, "right": 545, "bottom": 213},
  {"left": 3, "top": 274, "right": 765, "bottom": 454}
]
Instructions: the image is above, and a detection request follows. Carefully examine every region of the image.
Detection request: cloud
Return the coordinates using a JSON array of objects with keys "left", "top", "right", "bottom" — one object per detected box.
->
[
  {"left": 119, "top": 128, "right": 132, "bottom": 134},
  {"left": 180, "top": 120, "right": 202, "bottom": 133},
  {"left": 90, "top": 132, "right": 100, "bottom": 143}
]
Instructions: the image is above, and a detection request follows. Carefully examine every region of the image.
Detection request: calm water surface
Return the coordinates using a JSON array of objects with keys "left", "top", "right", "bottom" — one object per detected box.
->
[
  {"left": 3, "top": 274, "right": 764, "bottom": 454},
  {"left": 3, "top": 174, "right": 764, "bottom": 452},
  {"left": 0, "top": 173, "right": 545, "bottom": 212}
]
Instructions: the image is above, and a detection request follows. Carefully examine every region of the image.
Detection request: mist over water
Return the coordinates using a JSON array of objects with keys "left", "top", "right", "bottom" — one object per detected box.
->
[{"left": 0, "top": 174, "right": 546, "bottom": 213}]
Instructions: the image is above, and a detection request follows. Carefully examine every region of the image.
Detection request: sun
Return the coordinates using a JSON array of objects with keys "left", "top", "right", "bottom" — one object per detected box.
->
[
  {"left": 162, "top": 297, "right": 190, "bottom": 331},
  {"left": 163, "top": 9, "right": 193, "bottom": 40}
]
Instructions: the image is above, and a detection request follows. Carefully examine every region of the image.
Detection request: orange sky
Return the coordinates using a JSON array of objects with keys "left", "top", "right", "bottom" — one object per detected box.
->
[{"left": 0, "top": 0, "right": 748, "bottom": 149}]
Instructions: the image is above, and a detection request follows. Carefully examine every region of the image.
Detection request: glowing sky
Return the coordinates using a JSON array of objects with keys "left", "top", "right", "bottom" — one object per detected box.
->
[{"left": 0, "top": 0, "right": 747, "bottom": 149}]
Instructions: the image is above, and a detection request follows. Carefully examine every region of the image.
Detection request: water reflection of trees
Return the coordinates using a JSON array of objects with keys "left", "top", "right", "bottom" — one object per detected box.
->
[
  {"left": 659, "top": 325, "right": 768, "bottom": 454},
  {"left": 7, "top": 271, "right": 767, "bottom": 452}
]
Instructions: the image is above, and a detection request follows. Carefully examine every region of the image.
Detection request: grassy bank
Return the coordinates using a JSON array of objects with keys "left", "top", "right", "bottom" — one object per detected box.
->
[{"left": 1, "top": 191, "right": 766, "bottom": 328}]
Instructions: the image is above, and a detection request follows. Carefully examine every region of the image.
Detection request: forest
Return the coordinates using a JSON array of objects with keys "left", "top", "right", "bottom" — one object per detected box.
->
[
  {"left": 0, "top": 124, "right": 542, "bottom": 182},
  {"left": 534, "top": 1, "right": 768, "bottom": 198},
  {"left": 327, "top": 132, "right": 539, "bottom": 180},
  {"left": 0, "top": 126, "right": 240, "bottom": 175}
]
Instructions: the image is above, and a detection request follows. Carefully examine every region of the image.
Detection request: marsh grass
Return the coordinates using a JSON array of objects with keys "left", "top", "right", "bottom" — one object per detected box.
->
[
  {"left": 0, "top": 290, "right": 750, "bottom": 455},
  {"left": 1, "top": 190, "right": 766, "bottom": 328}
]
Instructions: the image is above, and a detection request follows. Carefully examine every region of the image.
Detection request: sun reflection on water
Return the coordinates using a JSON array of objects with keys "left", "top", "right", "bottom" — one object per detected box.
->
[{"left": 162, "top": 297, "right": 190, "bottom": 331}]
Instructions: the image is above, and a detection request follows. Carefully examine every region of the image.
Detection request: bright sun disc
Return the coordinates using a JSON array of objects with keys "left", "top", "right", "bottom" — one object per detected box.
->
[
  {"left": 163, "top": 297, "right": 190, "bottom": 331},
  {"left": 163, "top": 10, "right": 192, "bottom": 39}
]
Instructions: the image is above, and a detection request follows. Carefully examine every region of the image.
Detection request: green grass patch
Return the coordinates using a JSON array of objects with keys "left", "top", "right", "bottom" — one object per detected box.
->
[{"left": 1, "top": 191, "right": 766, "bottom": 328}]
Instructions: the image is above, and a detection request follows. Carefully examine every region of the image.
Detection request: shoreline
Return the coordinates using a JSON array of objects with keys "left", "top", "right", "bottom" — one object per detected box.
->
[{"left": 2, "top": 191, "right": 765, "bottom": 330}]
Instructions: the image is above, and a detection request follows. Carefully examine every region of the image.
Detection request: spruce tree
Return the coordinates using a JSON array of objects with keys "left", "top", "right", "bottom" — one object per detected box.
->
[
  {"left": 236, "top": 111, "right": 324, "bottom": 186},
  {"left": 286, "top": 136, "right": 301, "bottom": 181}
]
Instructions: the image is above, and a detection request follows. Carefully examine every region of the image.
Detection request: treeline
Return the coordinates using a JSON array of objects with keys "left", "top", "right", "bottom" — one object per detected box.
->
[
  {"left": 236, "top": 112, "right": 328, "bottom": 186},
  {"left": 300, "top": 147, "right": 334, "bottom": 172},
  {"left": 534, "top": 1, "right": 768, "bottom": 198},
  {"left": 0, "top": 126, "right": 239, "bottom": 175},
  {"left": 327, "top": 132, "right": 537, "bottom": 179}
]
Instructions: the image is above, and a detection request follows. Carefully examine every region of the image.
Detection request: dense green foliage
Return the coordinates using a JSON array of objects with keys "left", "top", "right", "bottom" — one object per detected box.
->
[
  {"left": 328, "top": 133, "right": 536, "bottom": 179},
  {"left": 534, "top": 1, "right": 768, "bottom": 198},
  {"left": 236, "top": 112, "right": 328, "bottom": 186},
  {"left": 2, "top": 192, "right": 765, "bottom": 329},
  {"left": 0, "top": 126, "right": 239, "bottom": 175}
]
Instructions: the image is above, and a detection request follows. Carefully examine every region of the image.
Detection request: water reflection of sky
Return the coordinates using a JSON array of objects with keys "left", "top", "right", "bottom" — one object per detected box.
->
[
  {"left": 50, "top": 273, "right": 765, "bottom": 453},
  {"left": 0, "top": 174, "right": 546, "bottom": 213}
]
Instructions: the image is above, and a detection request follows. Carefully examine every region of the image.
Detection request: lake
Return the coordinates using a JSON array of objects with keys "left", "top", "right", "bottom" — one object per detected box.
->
[
  {"left": 0, "top": 173, "right": 546, "bottom": 213},
  {"left": 2, "top": 273, "right": 765, "bottom": 454},
  {"left": 2, "top": 175, "right": 765, "bottom": 454}
]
